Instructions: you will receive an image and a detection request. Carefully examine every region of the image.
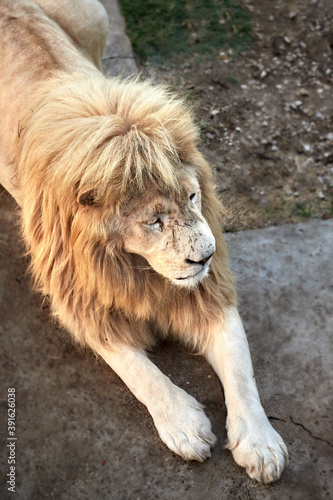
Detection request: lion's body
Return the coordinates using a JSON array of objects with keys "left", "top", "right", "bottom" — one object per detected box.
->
[
  {"left": 0, "top": 0, "right": 288, "bottom": 482},
  {"left": 0, "top": 0, "right": 235, "bottom": 351}
]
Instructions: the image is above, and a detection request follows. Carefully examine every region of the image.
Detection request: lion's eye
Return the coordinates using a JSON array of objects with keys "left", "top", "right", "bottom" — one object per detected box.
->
[
  {"left": 144, "top": 217, "right": 163, "bottom": 230},
  {"left": 189, "top": 192, "right": 197, "bottom": 204}
]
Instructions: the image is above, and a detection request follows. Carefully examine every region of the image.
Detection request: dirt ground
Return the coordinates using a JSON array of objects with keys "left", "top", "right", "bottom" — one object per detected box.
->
[{"left": 145, "top": 0, "right": 333, "bottom": 230}]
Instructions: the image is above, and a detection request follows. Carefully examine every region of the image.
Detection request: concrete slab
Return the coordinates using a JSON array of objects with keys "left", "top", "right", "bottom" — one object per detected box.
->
[
  {"left": 100, "top": 0, "right": 138, "bottom": 77},
  {"left": 1, "top": 187, "right": 332, "bottom": 499}
]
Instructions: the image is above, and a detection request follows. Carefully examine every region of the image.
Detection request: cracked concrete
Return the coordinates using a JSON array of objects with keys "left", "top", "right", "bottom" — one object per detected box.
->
[
  {"left": 289, "top": 417, "right": 332, "bottom": 449},
  {"left": 100, "top": 0, "right": 138, "bottom": 77},
  {"left": 0, "top": 1, "right": 332, "bottom": 499}
]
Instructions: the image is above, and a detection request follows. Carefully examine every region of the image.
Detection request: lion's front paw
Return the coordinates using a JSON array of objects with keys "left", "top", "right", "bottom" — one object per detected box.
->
[
  {"left": 227, "top": 416, "right": 288, "bottom": 483},
  {"left": 152, "top": 387, "right": 216, "bottom": 462}
]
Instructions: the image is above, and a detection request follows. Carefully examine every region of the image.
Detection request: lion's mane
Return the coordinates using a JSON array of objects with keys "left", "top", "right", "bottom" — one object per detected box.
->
[{"left": 16, "top": 74, "right": 236, "bottom": 353}]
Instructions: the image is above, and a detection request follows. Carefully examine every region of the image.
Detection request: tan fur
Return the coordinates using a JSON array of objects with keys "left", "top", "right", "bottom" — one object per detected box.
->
[{"left": 1, "top": 0, "right": 236, "bottom": 355}]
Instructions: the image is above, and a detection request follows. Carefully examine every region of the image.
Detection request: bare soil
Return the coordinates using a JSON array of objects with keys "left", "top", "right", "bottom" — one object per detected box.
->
[{"left": 149, "top": 0, "right": 333, "bottom": 230}]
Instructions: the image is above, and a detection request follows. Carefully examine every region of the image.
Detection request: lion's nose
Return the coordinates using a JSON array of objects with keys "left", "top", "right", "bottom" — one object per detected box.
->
[{"left": 185, "top": 251, "right": 214, "bottom": 267}]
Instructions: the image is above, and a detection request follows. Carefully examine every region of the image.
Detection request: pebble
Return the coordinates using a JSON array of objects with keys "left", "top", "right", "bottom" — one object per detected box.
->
[
  {"left": 302, "top": 143, "right": 311, "bottom": 153},
  {"left": 294, "top": 154, "right": 313, "bottom": 172}
]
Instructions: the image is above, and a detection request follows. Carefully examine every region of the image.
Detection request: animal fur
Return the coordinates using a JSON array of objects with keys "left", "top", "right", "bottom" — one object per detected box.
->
[{"left": 17, "top": 75, "right": 236, "bottom": 352}]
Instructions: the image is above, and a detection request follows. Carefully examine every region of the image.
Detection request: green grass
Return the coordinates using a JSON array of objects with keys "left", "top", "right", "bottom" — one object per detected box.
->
[
  {"left": 294, "top": 203, "right": 313, "bottom": 219},
  {"left": 118, "top": 0, "right": 253, "bottom": 63},
  {"left": 329, "top": 198, "right": 333, "bottom": 214}
]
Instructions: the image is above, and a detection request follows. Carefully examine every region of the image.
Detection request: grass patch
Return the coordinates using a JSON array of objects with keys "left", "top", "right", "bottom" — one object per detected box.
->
[
  {"left": 294, "top": 203, "right": 313, "bottom": 219},
  {"left": 118, "top": 0, "right": 253, "bottom": 63}
]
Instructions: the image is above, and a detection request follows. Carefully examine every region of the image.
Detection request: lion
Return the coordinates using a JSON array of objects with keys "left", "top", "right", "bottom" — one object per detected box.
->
[{"left": 0, "top": 0, "right": 288, "bottom": 483}]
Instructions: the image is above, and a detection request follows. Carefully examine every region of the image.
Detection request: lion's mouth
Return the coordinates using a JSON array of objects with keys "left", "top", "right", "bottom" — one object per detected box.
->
[
  {"left": 175, "top": 261, "right": 211, "bottom": 282},
  {"left": 175, "top": 269, "right": 203, "bottom": 281}
]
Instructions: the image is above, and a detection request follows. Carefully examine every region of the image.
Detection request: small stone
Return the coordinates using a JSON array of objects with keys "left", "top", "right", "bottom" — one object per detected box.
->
[{"left": 294, "top": 154, "right": 313, "bottom": 172}]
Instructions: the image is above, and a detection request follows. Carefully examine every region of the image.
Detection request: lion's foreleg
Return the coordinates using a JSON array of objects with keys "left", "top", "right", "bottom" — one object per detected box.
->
[
  {"left": 205, "top": 307, "right": 288, "bottom": 483},
  {"left": 94, "top": 342, "right": 216, "bottom": 461}
]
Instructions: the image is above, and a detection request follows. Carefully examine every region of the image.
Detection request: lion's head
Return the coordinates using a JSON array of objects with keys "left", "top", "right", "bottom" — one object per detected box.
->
[{"left": 78, "top": 166, "right": 215, "bottom": 289}]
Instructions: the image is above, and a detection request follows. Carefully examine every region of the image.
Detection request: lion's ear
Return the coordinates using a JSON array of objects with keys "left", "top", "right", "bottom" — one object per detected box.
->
[{"left": 77, "top": 187, "right": 97, "bottom": 206}]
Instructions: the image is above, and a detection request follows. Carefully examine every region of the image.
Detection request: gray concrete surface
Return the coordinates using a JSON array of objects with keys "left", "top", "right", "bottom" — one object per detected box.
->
[
  {"left": 100, "top": 0, "right": 138, "bottom": 77},
  {"left": 1, "top": 1, "right": 333, "bottom": 499}
]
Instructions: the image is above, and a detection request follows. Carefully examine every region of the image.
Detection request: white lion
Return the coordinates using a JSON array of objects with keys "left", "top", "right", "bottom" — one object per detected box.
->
[{"left": 0, "top": 0, "right": 288, "bottom": 483}]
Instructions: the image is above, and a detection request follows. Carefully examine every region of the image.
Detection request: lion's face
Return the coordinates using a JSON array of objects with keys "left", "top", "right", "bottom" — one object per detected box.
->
[{"left": 119, "top": 168, "right": 216, "bottom": 288}]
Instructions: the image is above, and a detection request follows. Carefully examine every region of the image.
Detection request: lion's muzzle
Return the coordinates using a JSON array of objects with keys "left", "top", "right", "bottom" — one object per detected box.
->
[{"left": 185, "top": 250, "right": 215, "bottom": 268}]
